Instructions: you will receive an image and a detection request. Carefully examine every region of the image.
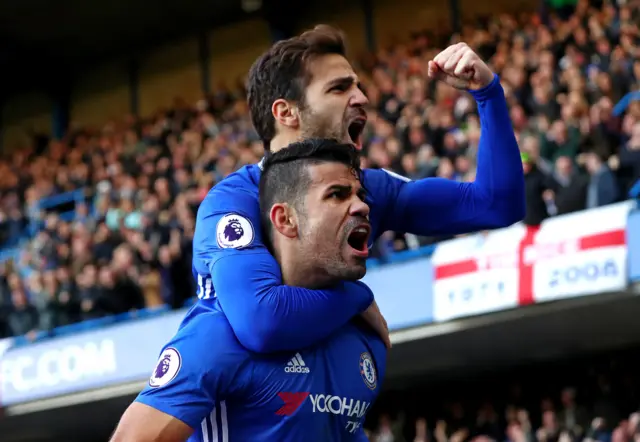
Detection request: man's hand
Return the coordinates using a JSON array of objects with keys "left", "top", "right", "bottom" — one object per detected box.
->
[
  {"left": 428, "top": 42, "right": 494, "bottom": 90},
  {"left": 361, "top": 301, "right": 391, "bottom": 349}
]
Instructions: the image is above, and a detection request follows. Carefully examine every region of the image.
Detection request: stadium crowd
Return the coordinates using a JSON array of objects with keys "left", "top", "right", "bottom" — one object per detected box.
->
[
  {"left": 0, "top": 0, "right": 638, "bottom": 342},
  {"left": 365, "top": 349, "right": 640, "bottom": 442}
]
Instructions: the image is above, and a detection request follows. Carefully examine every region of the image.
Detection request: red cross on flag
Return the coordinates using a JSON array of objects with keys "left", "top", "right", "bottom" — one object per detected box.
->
[{"left": 431, "top": 201, "right": 633, "bottom": 323}]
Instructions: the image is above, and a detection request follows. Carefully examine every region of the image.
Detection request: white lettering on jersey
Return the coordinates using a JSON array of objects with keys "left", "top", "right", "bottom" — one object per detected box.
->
[
  {"left": 284, "top": 353, "right": 310, "bottom": 374},
  {"left": 345, "top": 421, "right": 362, "bottom": 434},
  {"left": 308, "top": 394, "right": 370, "bottom": 419},
  {"left": 197, "top": 274, "right": 214, "bottom": 300}
]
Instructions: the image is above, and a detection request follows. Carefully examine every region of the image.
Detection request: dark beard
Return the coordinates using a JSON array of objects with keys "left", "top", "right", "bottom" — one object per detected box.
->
[
  {"left": 294, "top": 217, "right": 367, "bottom": 288},
  {"left": 299, "top": 107, "right": 346, "bottom": 141}
]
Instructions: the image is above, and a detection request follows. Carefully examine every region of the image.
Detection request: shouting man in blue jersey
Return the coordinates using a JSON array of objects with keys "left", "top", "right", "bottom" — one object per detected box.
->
[
  {"left": 112, "top": 139, "right": 386, "bottom": 441},
  {"left": 186, "top": 25, "right": 525, "bottom": 352}
]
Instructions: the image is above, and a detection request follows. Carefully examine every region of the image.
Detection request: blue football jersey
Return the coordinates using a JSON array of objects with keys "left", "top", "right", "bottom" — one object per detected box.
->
[{"left": 136, "top": 302, "right": 386, "bottom": 441}]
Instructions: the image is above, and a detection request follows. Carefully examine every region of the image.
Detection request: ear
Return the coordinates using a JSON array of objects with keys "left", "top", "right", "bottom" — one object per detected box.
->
[
  {"left": 269, "top": 203, "right": 298, "bottom": 239},
  {"left": 272, "top": 99, "right": 300, "bottom": 130}
]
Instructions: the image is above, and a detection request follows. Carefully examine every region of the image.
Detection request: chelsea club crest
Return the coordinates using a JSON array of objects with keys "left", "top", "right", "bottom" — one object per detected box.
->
[{"left": 359, "top": 352, "right": 377, "bottom": 390}]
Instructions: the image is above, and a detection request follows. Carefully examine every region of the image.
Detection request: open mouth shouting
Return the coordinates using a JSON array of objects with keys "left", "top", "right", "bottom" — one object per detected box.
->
[
  {"left": 347, "top": 223, "right": 371, "bottom": 258},
  {"left": 347, "top": 117, "right": 366, "bottom": 150}
]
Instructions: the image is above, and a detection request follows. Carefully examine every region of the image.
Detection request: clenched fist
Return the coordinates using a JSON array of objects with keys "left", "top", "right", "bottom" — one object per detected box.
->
[{"left": 428, "top": 42, "right": 495, "bottom": 90}]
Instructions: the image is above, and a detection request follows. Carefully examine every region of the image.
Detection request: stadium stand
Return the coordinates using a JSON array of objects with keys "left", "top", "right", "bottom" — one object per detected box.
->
[
  {"left": 0, "top": 0, "right": 639, "bottom": 440},
  {"left": 366, "top": 348, "right": 640, "bottom": 442},
  {"left": 1, "top": 0, "right": 638, "bottom": 342}
]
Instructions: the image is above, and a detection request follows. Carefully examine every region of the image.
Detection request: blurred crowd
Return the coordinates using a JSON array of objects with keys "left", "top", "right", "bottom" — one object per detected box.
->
[
  {"left": 0, "top": 0, "right": 639, "bottom": 338},
  {"left": 366, "top": 349, "right": 640, "bottom": 442},
  {"left": 367, "top": 394, "right": 640, "bottom": 442}
]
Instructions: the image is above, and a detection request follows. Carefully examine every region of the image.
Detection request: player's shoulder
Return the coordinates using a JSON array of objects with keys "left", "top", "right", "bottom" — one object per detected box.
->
[
  {"left": 196, "top": 164, "right": 260, "bottom": 222},
  {"left": 174, "top": 310, "right": 250, "bottom": 364},
  {"left": 194, "top": 164, "right": 263, "bottom": 253},
  {"left": 180, "top": 311, "right": 246, "bottom": 349},
  {"left": 137, "top": 311, "right": 253, "bottom": 425},
  {"left": 362, "top": 167, "right": 412, "bottom": 183},
  {"left": 202, "top": 164, "right": 261, "bottom": 203},
  {"left": 342, "top": 320, "right": 388, "bottom": 358}
]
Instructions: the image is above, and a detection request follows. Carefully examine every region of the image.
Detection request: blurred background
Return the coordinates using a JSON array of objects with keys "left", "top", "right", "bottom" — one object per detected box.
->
[{"left": 0, "top": 0, "right": 639, "bottom": 440}]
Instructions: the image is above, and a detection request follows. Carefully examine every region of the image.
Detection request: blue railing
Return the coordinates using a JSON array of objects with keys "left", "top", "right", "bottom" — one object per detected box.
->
[
  {"left": 0, "top": 246, "right": 21, "bottom": 262},
  {"left": 36, "top": 189, "right": 85, "bottom": 210},
  {"left": 28, "top": 189, "right": 87, "bottom": 234},
  {"left": 9, "top": 304, "right": 172, "bottom": 348}
]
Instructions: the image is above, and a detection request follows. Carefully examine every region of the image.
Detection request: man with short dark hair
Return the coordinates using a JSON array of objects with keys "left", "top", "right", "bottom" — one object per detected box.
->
[
  {"left": 111, "top": 139, "right": 385, "bottom": 442},
  {"left": 189, "top": 24, "right": 525, "bottom": 356},
  {"left": 248, "top": 25, "right": 359, "bottom": 149},
  {"left": 259, "top": 139, "right": 371, "bottom": 284}
]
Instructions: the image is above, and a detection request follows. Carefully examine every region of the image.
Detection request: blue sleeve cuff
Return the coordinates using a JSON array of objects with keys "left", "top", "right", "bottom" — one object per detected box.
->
[
  {"left": 468, "top": 73, "right": 502, "bottom": 101},
  {"left": 352, "top": 281, "right": 375, "bottom": 310}
]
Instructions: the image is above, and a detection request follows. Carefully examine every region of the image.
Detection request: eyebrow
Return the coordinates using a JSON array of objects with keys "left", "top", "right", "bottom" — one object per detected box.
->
[
  {"left": 326, "top": 183, "right": 367, "bottom": 200},
  {"left": 325, "top": 76, "right": 362, "bottom": 91},
  {"left": 326, "top": 183, "right": 352, "bottom": 193}
]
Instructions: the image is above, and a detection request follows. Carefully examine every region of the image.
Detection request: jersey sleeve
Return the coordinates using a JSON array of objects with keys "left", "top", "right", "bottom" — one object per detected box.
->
[
  {"left": 193, "top": 183, "right": 374, "bottom": 353},
  {"left": 365, "top": 75, "right": 525, "bottom": 236},
  {"left": 135, "top": 314, "right": 249, "bottom": 430}
]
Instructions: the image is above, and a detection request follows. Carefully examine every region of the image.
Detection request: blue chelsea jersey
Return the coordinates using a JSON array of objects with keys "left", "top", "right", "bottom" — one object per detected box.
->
[{"left": 136, "top": 302, "right": 386, "bottom": 441}]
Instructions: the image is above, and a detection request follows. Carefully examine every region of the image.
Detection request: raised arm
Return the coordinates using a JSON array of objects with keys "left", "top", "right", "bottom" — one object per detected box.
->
[
  {"left": 193, "top": 186, "right": 377, "bottom": 353},
  {"left": 366, "top": 54, "right": 524, "bottom": 236}
]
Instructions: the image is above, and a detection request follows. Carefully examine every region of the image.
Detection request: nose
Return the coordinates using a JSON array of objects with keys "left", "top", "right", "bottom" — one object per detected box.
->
[
  {"left": 350, "top": 197, "right": 370, "bottom": 219},
  {"left": 350, "top": 87, "right": 369, "bottom": 107}
]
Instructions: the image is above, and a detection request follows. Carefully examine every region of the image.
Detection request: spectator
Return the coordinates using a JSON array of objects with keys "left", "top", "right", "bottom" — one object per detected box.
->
[
  {"left": 475, "top": 402, "right": 501, "bottom": 440},
  {"left": 26, "top": 271, "right": 57, "bottom": 332},
  {"left": 78, "top": 264, "right": 102, "bottom": 320},
  {"left": 54, "top": 265, "right": 78, "bottom": 326},
  {"left": 558, "top": 387, "right": 589, "bottom": 438},
  {"left": 7, "top": 287, "right": 38, "bottom": 338},
  {"left": 616, "top": 122, "right": 640, "bottom": 195},
  {"left": 522, "top": 151, "right": 557, "bottom": 226},
  {"left": 585, "top": 151, "right": 619, "bottom": 209},
  {"left": 414, "top": 418, "right": 428, "bottom": 442},
  {"left": 0, "top": 262, "right": 12, "bottom": 337},
  {"left": 538, "top": 410, "right": 561, "bottom": 442},
  {"left": 552, "top": 155, "right": 588, "bottom": 215},
  {"left": 375, "top": 413, "right": 406, "bottom": 442},
  {"left": 540, "top": 121, "right": 580, "bottom": 165}
]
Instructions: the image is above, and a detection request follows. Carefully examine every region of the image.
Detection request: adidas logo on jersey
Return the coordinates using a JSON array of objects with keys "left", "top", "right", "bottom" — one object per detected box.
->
[{"left": 284, "top": 353, "right": 310, "bottom": 374}]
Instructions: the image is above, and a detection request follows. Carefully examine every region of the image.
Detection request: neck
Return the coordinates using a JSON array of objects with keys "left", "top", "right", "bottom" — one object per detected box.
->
[
  {"left": 278, "top": 249, "right": 333, "bottom": 289},
  {"left": 270, "top": 132, "right": 300, "bottom": 153}
]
